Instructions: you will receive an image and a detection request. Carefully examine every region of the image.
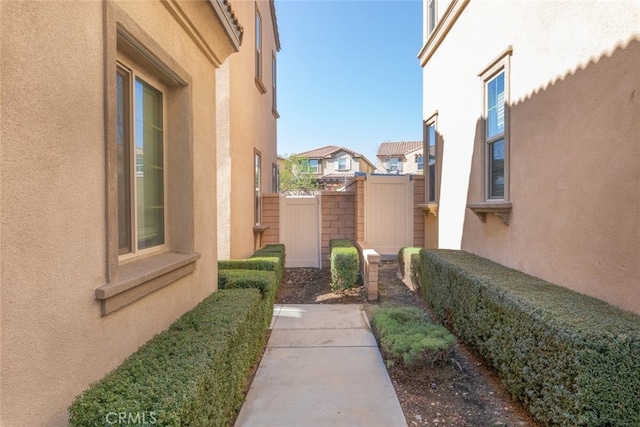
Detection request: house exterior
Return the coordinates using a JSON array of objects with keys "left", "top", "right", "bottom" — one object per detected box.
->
[
  {"left": 217, "top": 0, "right": 281, "bottom": 260},
  {"left": 0, "top": 1, "right": 246, "bottom": 425},
  {"left": 419, "top": 0, "right": 640, "bottom": 315},
  {"left": 295, "top": 145, "right": 376, "bottom": 190},
  {"left": 376, "top": 141, "right": 424, "bottom": 174}
]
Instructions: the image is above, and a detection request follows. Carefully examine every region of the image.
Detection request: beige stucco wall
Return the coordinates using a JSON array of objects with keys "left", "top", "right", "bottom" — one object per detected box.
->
[
  {"left": 422, "top": 0, "right": 640, "bottom": 314},
  {"left": 0, "top": 1, "right": 233, "bottom": 425},
  {"left": 219, "top": 0, "right": 279, "bottom": 260}
]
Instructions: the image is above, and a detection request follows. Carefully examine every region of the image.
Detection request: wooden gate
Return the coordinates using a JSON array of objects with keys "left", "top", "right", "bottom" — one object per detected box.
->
[
  {"left": 279, "top": 195, "right": 321, "bottom": 268},
  {"left": 364, "top": 175, "right": 413, "bottom": 256}
]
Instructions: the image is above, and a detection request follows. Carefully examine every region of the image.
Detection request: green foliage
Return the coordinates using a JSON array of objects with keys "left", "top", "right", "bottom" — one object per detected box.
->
[
  {"left": 69, "top": 289, "right": 270, "bottom": 427},
  {"left": 371, "top": 306, "right": 455, "bottom": 368},
  {"left": 279, "top": 155, "right": 319, "bottom": 192},
  {"left": 217, "top": 269, "right": 278, "bottom": 323},
  {"left": 419, "top": 249, "right": 640, "bottom": 427},
  {"left": 329, "top": 239, "right": 359, "bottom": 291},
  {"left": 219, "top": 257, "right": 283, "bottom": 284}
]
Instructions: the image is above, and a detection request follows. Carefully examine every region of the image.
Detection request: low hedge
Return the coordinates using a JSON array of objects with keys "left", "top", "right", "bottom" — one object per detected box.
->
[
  {"left": 397, "top": 247, "right": 422, "bottom": 289},
  {"left": 252, "top": 244, "right": 285, "bottom": 270},
  {"left": 69, "top": 288, "right": 269, "bottom": 427},
  {"left": 329, "top": 239, "right": 359, "bottom": 291},
  {"left": 218, "top": 257, "right": 282, "bottom": 284},
  {"left": 419, "top": 249, "right": 640, "bottom": 427},
  {"left": 371, "top": 306, "right": 455, "bottom": 368},
  {"left": 218, "top": 269, "right": 278, "bottom": 328}
]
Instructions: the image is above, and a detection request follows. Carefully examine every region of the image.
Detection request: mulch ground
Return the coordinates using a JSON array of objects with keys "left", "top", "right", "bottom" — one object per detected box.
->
[{"left": 276, "top": 260, "right": 542, "bottom": 427}]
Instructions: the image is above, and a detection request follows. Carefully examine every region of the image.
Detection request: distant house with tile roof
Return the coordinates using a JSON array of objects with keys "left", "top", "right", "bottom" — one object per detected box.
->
[
  {"left": 294, "top": 145, "right": 376, "bottom": 190},
  {"left": 375, "top": 141, "right": 423, "bottom": 175}
]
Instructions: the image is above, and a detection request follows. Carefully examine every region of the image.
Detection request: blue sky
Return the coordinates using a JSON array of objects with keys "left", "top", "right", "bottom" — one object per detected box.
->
[{"left": 275, "top": 0, "right": 423, "bottom": 165}]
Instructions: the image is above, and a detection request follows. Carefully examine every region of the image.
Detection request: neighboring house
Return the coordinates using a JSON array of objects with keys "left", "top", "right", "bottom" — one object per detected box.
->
[
  {"left": 419, "top": 0, "right": 640, "bottom": 315},
  {"left": 217, "top": 0, "right": 281, "bottom": 260},
  {"left": 376, "top": 141, "right": 424, "bottom": 174},
  {"left": 295, "top": 145, "right": 376, "bottom": 190},
  {"left": 0, "top": 1, "right": 247, "bottom": 425}
]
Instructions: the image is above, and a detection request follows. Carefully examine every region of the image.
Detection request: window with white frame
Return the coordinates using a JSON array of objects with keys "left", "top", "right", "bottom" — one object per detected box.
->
[
  {"left": 309, "top": 159, "right": 319, "bottom": 173},
  {"left": 417, "top": 154, "right": 424, "bottom": 171},
  {"left": 117, "top": 64, "right": 166, "bottom": 254},
  {"left": 425, "top": 120, "right": 437, "bottom": 202},
  {"left": 387, "top": 157, "right": 402, "bottom": 173},
  {"left": 337, "top": 157, "right": 350, "bottom": 171},
  {"left": 485, "top": 70, "right": 506, "bottom": 199}
]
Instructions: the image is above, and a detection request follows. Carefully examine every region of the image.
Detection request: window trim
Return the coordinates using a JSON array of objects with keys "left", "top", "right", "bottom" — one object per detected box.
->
[
  {"left": 424, "top": 113, "right": 438, "bottom": 203},
  {"left": 272, "top": 51, "right": 279, "bottom": 118},
  {"left": 427, "top": 0, "right": 437, "bottom": 35},
  {"left": 99, "top": 5, "right": 200, "bottom": 316},
  {"left": 255, "top": 6, "right": 266, "bottom": 93},
  {"left": 337, "top": 157, "right": 350, "bottom": 171},
  {"left": 254, "top": 149, "right": 262, "bottom": 225}
]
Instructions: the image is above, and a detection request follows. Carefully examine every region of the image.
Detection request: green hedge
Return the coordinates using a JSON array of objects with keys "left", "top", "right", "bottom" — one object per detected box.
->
[
  {"left": 419, "top": 249, "right": 640, "bottom": 427},
  {"left": 371, "top": 306, "right": 455, "bottom": 368},
  {"left": 218, "top": 269, "right": 278, "bottom": 329},
  {"left": 218, "top": 257, "right": 283, "bottom": 284},
  {"left": 329, "top": 239, "right": 359, "bottom": 291},
  {"left": 69, "top": 288, "right": 269, "bottom": 427}
]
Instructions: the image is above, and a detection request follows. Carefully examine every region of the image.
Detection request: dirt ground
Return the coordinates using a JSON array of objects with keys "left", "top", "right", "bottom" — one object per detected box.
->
[{"left": 276, "top": 260, "right": 542, "bottom": 427}]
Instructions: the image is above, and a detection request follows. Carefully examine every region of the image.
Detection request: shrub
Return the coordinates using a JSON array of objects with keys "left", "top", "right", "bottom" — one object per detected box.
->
[
  {"left": 419, "top": 249, "right": 640, "bottom": 427},
  {"left": 252, "top": 244, "right": 286, "bottom": 271},
  {"left": 69, "top": 288, "right": 269, "bottom": 427},
  {"left": 329, "top": 239, "right": 359, "bottom": 291},
  {"left": 218, "top": 257, "right": 282, "bottom": 284},
  {"left": 371, "top": 306, "right": 455, "bottom": 368},
  {"left": 218, "top": 269, "right": 278, "bottom": 328}
]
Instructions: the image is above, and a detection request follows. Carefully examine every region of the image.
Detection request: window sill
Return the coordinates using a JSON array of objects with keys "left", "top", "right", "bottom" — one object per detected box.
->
[
  {"left": 272, "top": 108, "right": 280, "bottom": 119},
  {"left": 418, "top": 203, "right": 439, "bottom": 218},
  {"left": 96, "top": 251, "right": 201, "bottom": 316},
  {"left": 255, "top": 78, "right": 266, "bottom": 94},
  {"left": 467, "top": 202, "right": 512, "bottom": 225}
]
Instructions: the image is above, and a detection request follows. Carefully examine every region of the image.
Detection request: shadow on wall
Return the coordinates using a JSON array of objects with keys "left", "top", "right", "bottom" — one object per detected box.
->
[{"left": 461, "top": 37, "right": 640, "bottom": 313}]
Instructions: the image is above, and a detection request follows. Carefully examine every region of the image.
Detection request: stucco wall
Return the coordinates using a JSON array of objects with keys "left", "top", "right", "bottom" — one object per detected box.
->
[
  {"left": 0, "top": 1, "right": 232, "bottom": 425},
  {"left": 225, "top": 0, "right": 280, "bottom": 260},
  {"left": 422, "top": 0, "right": 640, "bottom": 314}
]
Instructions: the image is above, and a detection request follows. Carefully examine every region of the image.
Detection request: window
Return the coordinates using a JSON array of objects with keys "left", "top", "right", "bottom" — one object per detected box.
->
[
  {"left": 480, "top": 47, "right": 511, "bottom": 202},
  {"left": 272, "top": 52, "right": 278, "bottom": 117},
  {"left": 486, "top": 71, "right": 505, "bottom": 199},
  {"left": 272, "top": 163, "right": 279, "bottom": 192},
  {"left": 427, "top": 0, "right": 437, "bottom": 34},
  {"left": 255, "top": 151, "right": 261, "bottom": 225},
  {"left": 337, "top": 157, "right": 350, "bottom": 171},
  {"left": 255, "top": 8, "right": 265, "bottom": 93},
  {"left": 117, "top": 64, "right": 166, "bottom": 255},
  {"left": 388, "top": 158, "right": 402, "bottom": 173},
  {"left": 417, "top": 155, "right": 424, "bottom": 171},
  {"left": 309, "top": 159, "right": 319, "bottom": 174},
  {"left": 425, "top": 120, "right": 437, "bottom": 202}
]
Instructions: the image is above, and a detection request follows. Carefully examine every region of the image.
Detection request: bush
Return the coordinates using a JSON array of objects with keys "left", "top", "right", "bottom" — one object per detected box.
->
[
  {"left": 252, "top": 244, "right": 286, "bottom": 271},
  {"left": 371, "top": 306, "right": 455, "bottom": 368},
  {"left": 69, "top": 289, "right": 269, "bottom": 427},
  {"left": 419, "top": 249, "right": 640, "bottom": 427},
  {"left": 218, "top": 257, "right": 282, "bottom": 284},
  {"left": 218, "top": 269, "right": 278, "bottom": 328},
  {"left": 329, "top": 239, "right": 359, "bottom": 291}
]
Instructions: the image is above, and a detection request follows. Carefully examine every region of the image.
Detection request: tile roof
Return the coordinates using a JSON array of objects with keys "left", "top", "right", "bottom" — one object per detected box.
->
[
  {"left": 377, "top": 141, "right": 423, "bottom": 157},
  {"left": 319, "top": 172, "right": 355, "bottom": 180},
  {"left": 295, "top": 145, "right": 375, "bottom": 168}
]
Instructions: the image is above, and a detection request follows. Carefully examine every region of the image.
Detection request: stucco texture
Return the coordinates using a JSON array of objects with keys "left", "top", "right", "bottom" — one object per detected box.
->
[
  {"left": 422, "top": 0, "right": 640, "bottom": 314},
  {"left": 1, "top": 1, "right": 234, "bottom": 425}
]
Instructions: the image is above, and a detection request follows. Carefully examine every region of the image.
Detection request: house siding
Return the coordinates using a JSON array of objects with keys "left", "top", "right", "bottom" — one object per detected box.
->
[{"left": 421, "top": 0, "right": 640, "bottom": 314}]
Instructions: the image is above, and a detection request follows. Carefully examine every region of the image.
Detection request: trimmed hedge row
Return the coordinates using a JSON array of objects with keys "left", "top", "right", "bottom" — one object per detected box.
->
[
  {"left": 329, "top": 239, "right": 359, "bottom": 291},
  {"left": 69, "top": 288, "right": 269, "bottom": 426},
  {"left": 218, "top": 244, "right": 286, "bottom": 285},
  {"left": 419, "top": 249, "right": 640, "bottom": 427}
]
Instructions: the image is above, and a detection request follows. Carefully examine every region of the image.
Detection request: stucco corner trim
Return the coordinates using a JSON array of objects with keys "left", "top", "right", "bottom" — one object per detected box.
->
[
  {"left": 96, "top": 252, "right": 201, "bottom": 316},
  {"left": 418, "top": 203, "right": 439, "bottom": 218},
  {"left": 467, "top": 202, "right": 512, "bottom": 225}
]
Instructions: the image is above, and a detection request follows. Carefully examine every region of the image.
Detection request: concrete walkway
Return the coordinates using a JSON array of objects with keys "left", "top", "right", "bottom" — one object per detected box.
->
[{"left": 234, "top": 304, "right": 407, "bottom": 427}]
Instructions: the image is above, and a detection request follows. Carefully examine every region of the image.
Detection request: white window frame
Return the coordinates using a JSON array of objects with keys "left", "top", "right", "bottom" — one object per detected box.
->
[
  {"left": 480, "top": 48, "right": 511, "bottom": 202},
  {"left": 309, "top": 159, "right": 319, "bottom": 174},
  {"left": 424, "top": 114, "right": 437, "bottom": 202},
  {"left": 388, "top": 157, "right": 402, "bottom": 173},
  {"left": 337, "top": 157, "right": 350, "bottom": 171},
  {"left": 117, "top": 59, "right": 168, "bottom": 261},
  {"left": 255, "top": 150, "right": 261, "bottom": 225}
]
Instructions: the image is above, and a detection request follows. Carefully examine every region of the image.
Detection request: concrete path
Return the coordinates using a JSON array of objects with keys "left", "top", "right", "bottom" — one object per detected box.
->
[{"left": 234, "top": 304, "right": 407, "bottom": 427}]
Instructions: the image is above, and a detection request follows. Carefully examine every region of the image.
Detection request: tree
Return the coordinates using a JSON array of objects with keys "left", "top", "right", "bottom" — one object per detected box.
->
[{"left": 279, "top": 155, "right": 319, "bottom": 193}]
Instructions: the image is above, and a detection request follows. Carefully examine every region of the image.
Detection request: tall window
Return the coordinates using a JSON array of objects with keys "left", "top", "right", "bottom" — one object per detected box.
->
[
  {"left": 272, "top": 163, "right": 278, "bottom": 192},
  {"left": 117, "top": 64, "right": 165, "bottom": 255},
  {"left": 309, "top": 159, "right": 319, "bottom": 174},
  {"left": 272, "top": 53, "right": 277, "bottom": 114},
  {"left": 417, "top": 155, "right": 424, "bottom": 172},
  {"left": 255, "top": 151, "right": 261, "bottom": 225},
  {"left": 426, "top": 121, "right": 437, "bottom": 202},
  {"left": 388, "top": 158, "right": 402, "bottom": 173},
  {"left": 337, "top": 158, "right": 350, "bottom": 171},
  {"left": 486, "top": 71, "right": 505, "bottom": 199},
  {"left": 255, "top": 9, "right": 262, "bottom": 82},
  {"left": 427, "top": 0, "right": 437, "bottom": 34}
]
